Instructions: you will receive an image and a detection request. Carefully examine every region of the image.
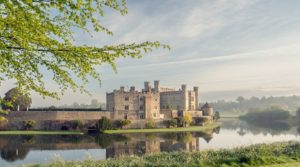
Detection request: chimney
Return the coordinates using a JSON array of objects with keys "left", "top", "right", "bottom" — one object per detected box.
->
[
  {"left": 130, "top": 86, "right": 135, "bottom": 92},
  {"left": 154, "top": 80, "right": 160, "bottom": 92},
  {"left": 181, "top": 84, "right": 187, "bottom": 92},
  {"left": 120, "top": 86, "right": 125, "bottom": 92}
]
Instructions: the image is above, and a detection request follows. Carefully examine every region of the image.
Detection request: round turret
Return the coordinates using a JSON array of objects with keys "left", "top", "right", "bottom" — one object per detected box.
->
[{"left": 201, "top": 103, "right": 213, "bottom": 116}]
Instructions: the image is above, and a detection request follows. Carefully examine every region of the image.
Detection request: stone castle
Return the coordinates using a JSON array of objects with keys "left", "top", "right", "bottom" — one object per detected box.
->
[
  {"left": 106, "top": 80, "right": 213, "bottom": 121},
  {"left": 2, "top": 80, "right": 214, "bottom": 130}
]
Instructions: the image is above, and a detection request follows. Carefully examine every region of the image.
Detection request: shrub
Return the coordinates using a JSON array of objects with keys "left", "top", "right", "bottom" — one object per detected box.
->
[
  {"left": 183, "top": 113, "right": 192, "bottom": 127},
  {"left": 175, "top": 117, "right": 184, "bottom": 127},
  {"left": 164, "top": 119, "right": 177, "bottom": 128},
  {"left": 114, "top": 120, "right": 131, "bottom": 129},
  {"left": 0, "top": 116, "right": 8, "bottom": 129},
  {"left": 0, "top": 109, "right": 9, "bottom": 115},
  {"left": 145, "top": 119, "right": 155, "bottom": 129},
  {"left": 96, "top": 117, "right": 112, "bottom": 132},
  {"left": 213, "top": 111, "right": 220, "bottom": 120},
  {"left": 61, "top": 125, "right": 69, "bottom": 131},
  {"left": 71, "top": 120, "right": 84, "bottom": 130},
  {"left": 23, "top": 120, "right": 36, "bottom": 130}
]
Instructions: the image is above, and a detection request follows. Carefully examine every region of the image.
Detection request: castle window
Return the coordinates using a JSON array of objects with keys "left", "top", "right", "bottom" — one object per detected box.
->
[
  {"left": 140, "top": 106, "right": 144, "bottom": 110},
  {"left": 125, "top": 97, "right": 129, "bottom": 101},
  {"left": 124, "top": 114, "right": 128, "bottom": 120},
  {"left": 140, "top": 97, "right": 143, "bottom": 101},
  {"left": 139, "top": 113, "right": 145, "bottom": 119},
  {"left": 125, "top": 105, "right": 129, "bottom": 110},
  {"left": 153, "top": 113, "right": 157, "bottom": 117}
]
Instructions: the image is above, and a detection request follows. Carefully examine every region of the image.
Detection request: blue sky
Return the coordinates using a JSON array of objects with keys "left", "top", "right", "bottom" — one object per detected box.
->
[{"left": 3, "top": 0, "right": 300, "bottom": 107}]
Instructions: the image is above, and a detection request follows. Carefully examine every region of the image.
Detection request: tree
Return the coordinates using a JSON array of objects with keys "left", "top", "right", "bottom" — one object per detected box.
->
[
  {"left": 213, "top": 111, "right": 220, "bottom": 120},
  {"left": 0, "top": 0, "right": 169, "bottom": 100},
  {"left": 1, "top": 88, "right": 32, "bottom": 111},
  {"left": 175, "top": 117, "right": 184, "bottom": 127},
  {"left": 23, "top": 120, "right": 36, "bottom": 130},
  {"left": 183, "top": 113, "right": 192, "bottom": 127},
  {"left": 115, "top": 119, "right": 131, "bottom": 129},
  {"left": 96, "top": 116, "right": 112, "bottom": 132},
  {"left": 164, "top": 119, "right": 177, "bottom": 128},
  {"left": 145, "top": 119, "right": 155, "bottom": 129},
  {"left": 0, "top": 116, "right": 8, "bottom": 129}
]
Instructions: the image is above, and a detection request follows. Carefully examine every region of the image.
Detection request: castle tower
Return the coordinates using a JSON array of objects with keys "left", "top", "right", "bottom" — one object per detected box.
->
[
  {"left": 144, "top": 81, "right": 150, "bottom": 92},
  {"left": 181, "top": 84, "right": 187, "bottom": 92},
  {"left": 130, "top": 86, "right": 135, "bottom": 92},
  {"left": 201, "top": 102, "right": 213, "bottom": 116},
  {"left": 193, "top": 86, "right": 199, "bottom": 110},
  {"left": 154, "top": 80, "right": 160, "bottom": 92}
]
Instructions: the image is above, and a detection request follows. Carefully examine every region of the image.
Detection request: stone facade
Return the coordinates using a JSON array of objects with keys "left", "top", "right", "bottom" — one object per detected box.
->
[
  {"left": 106, "top": 80, "right": 204, "bottom": 120},
  {"left": 106, "top": 83, "right": 160, "bottom": 120},
  {"left": 160, "top": 84, "right": 198, "bottom": 111}
]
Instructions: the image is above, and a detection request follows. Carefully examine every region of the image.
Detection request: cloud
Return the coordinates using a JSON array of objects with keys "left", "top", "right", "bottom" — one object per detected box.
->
[{"left": 4, "top": 0, "right": 300, "bottom": 106}]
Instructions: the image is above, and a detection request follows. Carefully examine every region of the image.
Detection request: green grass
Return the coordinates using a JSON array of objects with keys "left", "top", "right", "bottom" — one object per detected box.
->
[
  {"left": 29, "top": 141, "right": 300, "bottom": 167},
  {"left": 0, "top": 130, "right": 83, "bottom": 135},
  {"left": 104, "top": 124, "right": 219, "bottom": 134},
  {"left": 261, "top": 162, "right": 300, "bottom": 167}
]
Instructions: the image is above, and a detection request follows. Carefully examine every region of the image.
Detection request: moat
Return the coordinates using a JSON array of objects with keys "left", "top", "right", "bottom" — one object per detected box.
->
[{"left": 1, "top": 118, "right": 300, "bottom": 167}]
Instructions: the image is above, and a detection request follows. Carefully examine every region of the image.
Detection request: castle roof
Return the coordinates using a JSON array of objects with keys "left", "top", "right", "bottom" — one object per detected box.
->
[{"left": 201, "top": 102, "right": 212, "bottom": 109}]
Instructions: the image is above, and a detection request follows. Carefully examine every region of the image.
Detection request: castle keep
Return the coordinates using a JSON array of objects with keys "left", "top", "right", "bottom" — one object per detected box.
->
[{"left": 106, "top": 80, "right": 213, "bottom": 121}]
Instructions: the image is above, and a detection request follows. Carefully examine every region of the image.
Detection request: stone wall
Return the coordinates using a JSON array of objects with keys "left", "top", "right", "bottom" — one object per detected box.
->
[
  {"left": 4, "top": 111, "right": 165, "bottom": 130},
  {"left": 160, "top": 90, "right": 185, "bottom": 110},
  {"left": 5, "top": 111, "right": 113, "bottom": 130},
  {"left": 7, "top": 111, "right": 113, "bottom": 121}
]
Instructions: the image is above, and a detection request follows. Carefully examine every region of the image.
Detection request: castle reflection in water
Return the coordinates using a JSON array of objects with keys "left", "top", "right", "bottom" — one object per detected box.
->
[{"left": 0, "top": 128, "right": 218, "bottom": 162}]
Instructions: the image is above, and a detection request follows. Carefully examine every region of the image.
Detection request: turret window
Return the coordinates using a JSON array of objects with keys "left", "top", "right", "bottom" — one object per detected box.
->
[{"left": 125, "top": 97, "right": 129, "bottom": 101}]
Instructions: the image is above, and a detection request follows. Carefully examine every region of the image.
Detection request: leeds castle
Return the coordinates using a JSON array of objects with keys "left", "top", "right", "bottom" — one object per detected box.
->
[
  {"left": 3, "top": 80, "right": 214, "bottom": 130},
  {"left": 106, "top": 80, "right": 213, "bottom": 121}
]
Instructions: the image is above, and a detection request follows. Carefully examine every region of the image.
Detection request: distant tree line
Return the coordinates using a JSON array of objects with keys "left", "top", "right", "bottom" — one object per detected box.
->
[
  {"left": 36, "top": 99, "right": 106, "bottom": 110},
  {"left": 239, "top": 106, "right": 291, "bottom": 122},
  {"left": 207, "top": 95, "right": 300, "bottom": 115}
]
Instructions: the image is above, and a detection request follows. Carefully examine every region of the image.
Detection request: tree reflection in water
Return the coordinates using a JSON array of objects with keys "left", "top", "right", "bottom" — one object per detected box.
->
[
  {"left": 220, "top": 118, "right": 295, "bottom": 136},
  {"left": 1, "top": 121, "right": 298, "bottom": 163}
]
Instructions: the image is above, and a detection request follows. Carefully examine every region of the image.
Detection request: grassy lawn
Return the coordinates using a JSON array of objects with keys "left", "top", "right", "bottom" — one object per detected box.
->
[
  {"left": 0, "top": 130, "right": 83, "bottom": 135},
  {"left": 261, "top": 162, "right": 300, "bottom": 167},
  {"left": 104, "top": 124, "right": 219, "bottom": 134}
]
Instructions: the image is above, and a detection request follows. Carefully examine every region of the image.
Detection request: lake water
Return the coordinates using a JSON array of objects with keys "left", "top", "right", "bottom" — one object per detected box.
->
[{"left": 1, "top": 118, "right": 300, "bottom": 167}]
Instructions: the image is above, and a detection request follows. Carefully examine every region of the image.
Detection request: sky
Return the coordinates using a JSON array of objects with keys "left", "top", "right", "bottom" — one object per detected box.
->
[{"left": 2, "top": 0, "right": 300, "bottom": 107}]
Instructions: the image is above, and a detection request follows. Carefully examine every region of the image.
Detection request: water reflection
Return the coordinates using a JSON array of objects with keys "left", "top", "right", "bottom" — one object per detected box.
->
[
  {"left": 220, "top": 118, "right": 297, "bottom": 136},
  {"left": 101, "top": 132, "right": 207, "bottom": 158},
  {"left": 1, "top": 119, "right": 300, "bottom": 166}
]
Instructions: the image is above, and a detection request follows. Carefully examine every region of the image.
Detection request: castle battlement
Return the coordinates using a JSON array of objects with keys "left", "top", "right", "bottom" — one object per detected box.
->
[{"left": 106, "top": 80, "right": 211, "bottom": 120}]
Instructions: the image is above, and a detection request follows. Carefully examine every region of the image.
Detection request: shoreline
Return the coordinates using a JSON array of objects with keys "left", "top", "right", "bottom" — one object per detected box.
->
[
  {"left": 0, "top": 130, "right": 84, "bottom": 135},
  {"left": 104, "top": 123, "right": 219, "bottom": 134}
]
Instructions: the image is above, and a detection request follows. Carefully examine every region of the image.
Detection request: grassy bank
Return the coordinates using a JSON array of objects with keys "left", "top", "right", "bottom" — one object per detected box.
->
[
  {"left": 0, "top": 130, "right": 83, "bottom": 135},
  {"left": 104, "top": 124, "right": 219, "bottom": 134},
  {"left": 30, "top": 141, "right": 300, "bottom": 167}
]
